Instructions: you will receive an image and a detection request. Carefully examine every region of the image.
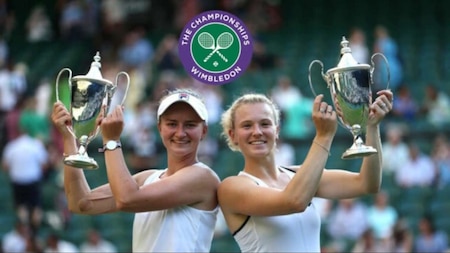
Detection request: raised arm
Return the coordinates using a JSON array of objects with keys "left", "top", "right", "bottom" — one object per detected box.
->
[
  {"left": 316, "top": 89, "right": 394, "bottom": 199},
  {"left": 51, "top": 102, "right": 117, "bottom": 214},
  {"left": 100, "top": 105, "right": 219, "bottom": 212},
  {"left": 219, "top": 94, "right": 338, "bottom": 217}
]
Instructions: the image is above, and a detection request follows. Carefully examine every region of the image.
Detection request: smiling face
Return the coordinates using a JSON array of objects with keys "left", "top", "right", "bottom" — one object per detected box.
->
[
  {"left": 230, "top": 102, "right": 279, "bottom": 157},
  {"left": 158, "top": 102, "right": 207, "bottom": 157}
]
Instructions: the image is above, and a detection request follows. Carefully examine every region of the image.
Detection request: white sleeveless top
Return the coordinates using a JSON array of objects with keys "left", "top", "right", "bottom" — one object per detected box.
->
[
  {"left": 132, "top": 169, "right": 218, "bottom": 252},
  {"left": 234, "top": 167, "right": 321, "bottom": 252}
]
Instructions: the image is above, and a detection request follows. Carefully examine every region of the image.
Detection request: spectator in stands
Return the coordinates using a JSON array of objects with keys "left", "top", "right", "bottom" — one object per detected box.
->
[
  {"left": 99, "top": 0, "right": 126, "bottom": 50},
  {"left": 351, "top": 228, "right": 390, "bottom": 253},
  {"left": 391, "top": 84, "right": 419, "bottom": 122},
  {"left": 2, "top": 112, "right": 49, "bottom": 234},
  {"left": 366, "top": 191, "right": 398, "bottom": 241},
  {"left": 4, "top": 94, "right": 27, "bottom": 142},
  {"left": 349, "top": 27, "right": 369, "bottom": 64},
  {"left": 414, "top": 215, "right": 448, "bottom": 252},
  {"left": 118, "top": 26, "right": 154, "bottom": 73},
  {"left": 25, "top": 5, "right": 53, "bottom": 42},
  {"left": 430, "top": 133, "right": 450, "bottom": 189},
  {"left": 271, "top": 75, "right": 314, "bottom": 140},
  {"left": 117, "top": 26, "right": 154, "bottom": 110},
  {"left": 420, "top": 83, "right": 450, "bottom": 127},
  {"left": 0, "top": 60, "right": 27, "bottom": 114},
  {"left": 2, "top": 221, "right": 32, "bottom": 253},
  {"left": 57, "top": 0, "right": 86, "bottom": 41},
  {"left": 217, "top": 89, "right": 393, "bottom": 252},
  {"left": 327, "top": 198, "right": 369, "bottom": 248},
  {"left": 11, "top": 94, "right": 50, "bottom": 143},
  {"left": 153, "top": 33, "right": 181, "bottom": 72},
  {"left": 80, "top": 229, "right": 117, "bottom": 253},
  {"left": 386, "top": 219, "right": 414, "bottom": 253},
  {"left": 373, "top": 25, "right": 403, "bottom": 91},
  {"left": 395, "top": 140, "right": 437, "bottom": 188},
  {"left": 44, "top": 233, "right": 79, "bottom": 253},
  {"left": 280, "top": 94, "right": 314, "bottom": 140},
  {"left": 51, "top": 88, "right": 220, "bottom": 252},
  {"left": 270, "top": 75, "right": 302, "bottom": 112},
  {"left": 122, "top": 99, "right": 158, "bottom": 173},
  {"left": 381, "top": 123, "right": 410, "bottom": 176}
]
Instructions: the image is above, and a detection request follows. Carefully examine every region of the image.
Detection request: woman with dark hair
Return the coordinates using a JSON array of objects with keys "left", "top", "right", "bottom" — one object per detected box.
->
[{"left": 414, "top": 215, "right": 448, "bottom": 253}]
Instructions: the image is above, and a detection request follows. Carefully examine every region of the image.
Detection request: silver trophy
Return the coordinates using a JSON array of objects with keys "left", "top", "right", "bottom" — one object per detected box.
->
[
  {"left": 308, "top": 36, "right": 390, "bottom": 159},
  {"left": 55, "top": 52, "right": 130, "bottom": 169}
]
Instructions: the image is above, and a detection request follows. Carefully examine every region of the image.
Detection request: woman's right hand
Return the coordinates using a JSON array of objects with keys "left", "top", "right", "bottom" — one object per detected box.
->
[
  {"left": 51, "top": 101, "right": 73, "bottom": 138},
  {"left": 312, "top": 94, "right": 338, "bottom": 138}
]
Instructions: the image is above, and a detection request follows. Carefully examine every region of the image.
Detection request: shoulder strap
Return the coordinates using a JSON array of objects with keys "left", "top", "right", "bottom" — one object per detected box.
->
[
  {"left": 238, "top": 171, "right": 267, "bottom": 186},
  {"left": 143, "top": 169, "right": 167, "bottom": 185},
  {"left": 279, "top": 165, "right": 296, "bottom": 174}
]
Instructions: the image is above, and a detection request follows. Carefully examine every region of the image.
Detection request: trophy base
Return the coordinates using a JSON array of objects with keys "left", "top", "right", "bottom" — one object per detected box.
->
[
  {"left": 342, "top": 145, "right": 377, "bottom": 160},
  {"left": 64, "top": 154, "right": 99, "bottom": 170}
]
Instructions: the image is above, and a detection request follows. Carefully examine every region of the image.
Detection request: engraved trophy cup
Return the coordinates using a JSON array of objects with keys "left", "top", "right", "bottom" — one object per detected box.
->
[
  {"left": 55, "top": 52, "right": 130, "bottom": 169},
  {"left": 308, "top": 37, "right": 390, "bottom": 159}
]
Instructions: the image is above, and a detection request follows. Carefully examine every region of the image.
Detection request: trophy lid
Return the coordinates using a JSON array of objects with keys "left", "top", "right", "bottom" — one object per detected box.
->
[
  {"left": 72, "top": 52, "right": 113, "bottom": 85},
  {"left": 86, "top": 52, "right": 103, "bottom": 79},
  {"left": 337, "top": 36, "right": 359, "bottom": 67},
  {"left": 327, "top": 36, "right": 370, "bottom": 74}
]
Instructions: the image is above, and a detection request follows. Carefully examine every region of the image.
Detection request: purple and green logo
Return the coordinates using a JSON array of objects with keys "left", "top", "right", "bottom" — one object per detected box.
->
[{"left": 178, "top": 10, "right": 253, "bottom": 85}]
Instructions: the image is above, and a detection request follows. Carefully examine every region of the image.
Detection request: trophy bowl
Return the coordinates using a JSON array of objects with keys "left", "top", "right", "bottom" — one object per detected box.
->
[
  {"left": 56, "top": 52, "right": 130, "bottom": 169},
  {"left": 308, "top": 37, "right": 390, "bottom": 159}
]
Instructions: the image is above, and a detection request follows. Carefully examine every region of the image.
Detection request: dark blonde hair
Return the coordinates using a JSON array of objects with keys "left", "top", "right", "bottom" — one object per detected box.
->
[{"left": 220, "top": 93, "right": 280, "bottom": 151}]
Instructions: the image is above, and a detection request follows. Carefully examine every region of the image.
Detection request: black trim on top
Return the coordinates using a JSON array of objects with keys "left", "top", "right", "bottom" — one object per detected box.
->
[
  {"left": 232, "top": 215, "right": 251, "bottom": 236},
  {"left": 279, "top": 165, "right": 296, "bottom": 174},
  {"left": 232, "top": 167, "right": 310, "bottom": 236}
]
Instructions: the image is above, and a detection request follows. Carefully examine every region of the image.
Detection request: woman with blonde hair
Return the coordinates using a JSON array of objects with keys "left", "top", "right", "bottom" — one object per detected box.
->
[{"left": 218, "top": 90, "right": 393, "bottom": 252}]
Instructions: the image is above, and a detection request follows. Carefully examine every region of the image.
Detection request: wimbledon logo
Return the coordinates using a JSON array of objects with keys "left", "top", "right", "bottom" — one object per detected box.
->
[{"left": 178, "top": 10, "right": 253, "bottom": 85}]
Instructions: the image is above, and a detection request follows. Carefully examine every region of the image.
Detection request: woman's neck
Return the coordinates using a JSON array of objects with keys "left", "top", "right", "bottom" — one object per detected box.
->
[
  {"left": 243, "top": 155, "right": 278, "bottom": 180},
  {"left": 166, "top": 154, "right": 199, "bottom": 173}
]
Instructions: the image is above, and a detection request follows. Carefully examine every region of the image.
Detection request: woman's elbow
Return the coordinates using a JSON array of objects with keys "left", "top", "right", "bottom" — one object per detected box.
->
[
  {"left": 114, "top": 197, "right": 134, "bottom": 211},
  {"left": 287, "top": 197, "right": 310, "bottom": 213},
  {"left": 76, "top": 198, "right": 94, "bottom": 213},
  {"left": 365, "top": 183, "right": 381, "bottom": 194},
  {"left": 68, "top": 205, "right": 81, "bottom": 214},
  {"left": 114, "top": 200, "right": 126, "bottom": 211}
]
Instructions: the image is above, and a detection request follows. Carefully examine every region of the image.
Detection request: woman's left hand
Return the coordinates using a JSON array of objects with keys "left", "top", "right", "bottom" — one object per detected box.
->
[
  {"left": 101, "top": 105, "right": 125, "bottom": 141},
  {"left": 368, "top": 89, "right": 394, "bottom": 126}
]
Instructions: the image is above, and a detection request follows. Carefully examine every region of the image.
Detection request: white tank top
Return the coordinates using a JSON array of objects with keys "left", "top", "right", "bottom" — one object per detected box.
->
[
  {"left": 132, "top": 169, "right": 218, "bottom": 252},
  {"left": 234, "top": 167, "right": 321, "bottom": 252}
]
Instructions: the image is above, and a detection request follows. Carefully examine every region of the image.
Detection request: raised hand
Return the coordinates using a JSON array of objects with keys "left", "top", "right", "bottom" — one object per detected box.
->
[
  {"left": 51, "top": 101, "right": 73, "bottom": 138},
  {"left": 368, "top": 89, "right": 394, "bottom": 126},
  {"left": 100, "top": 105, "right": 124, "bottom": 141},
  {"left": 312, "top": 94, "right": 338, "bottom": 138}
]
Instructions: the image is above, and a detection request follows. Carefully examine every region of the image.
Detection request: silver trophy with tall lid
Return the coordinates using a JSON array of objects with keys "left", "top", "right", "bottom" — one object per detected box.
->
[
  {"left": 308, "top": 37, "right": 390, "bottom": 159},
  {"left": 55, "top": 52, "right": 130, "bottom": 169}
]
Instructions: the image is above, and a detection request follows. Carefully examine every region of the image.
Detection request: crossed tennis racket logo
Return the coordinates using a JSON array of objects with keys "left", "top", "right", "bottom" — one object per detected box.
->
[{"left": 198, "top": 32, "right": 234, "bottom": 63}]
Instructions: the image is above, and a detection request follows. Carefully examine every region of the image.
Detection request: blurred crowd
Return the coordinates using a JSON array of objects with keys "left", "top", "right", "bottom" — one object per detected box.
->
[{"left": 0, "top": 0, "right": 449, "bottom": 252}]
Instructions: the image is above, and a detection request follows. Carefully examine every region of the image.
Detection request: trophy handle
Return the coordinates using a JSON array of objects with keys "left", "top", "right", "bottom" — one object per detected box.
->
[
  {"left": 115, "top": 71, "right": 130, "bottom": 106},
  {"left": 55, "top": 68, "right": 72, "bottom": 102},
  {"left": 308, "top": 60, "right": 327, "bottom": 97},
  {"left": 370, "top": 53, "right": 390, "bottom": 90},
  {"left": 55, "top": 67, "right": 77, "bottom": 139}
]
